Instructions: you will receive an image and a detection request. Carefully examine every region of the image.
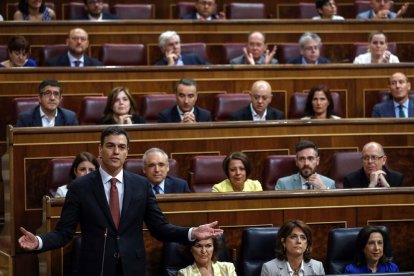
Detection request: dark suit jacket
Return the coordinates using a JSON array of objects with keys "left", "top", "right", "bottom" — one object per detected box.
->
[
  {"left": 181, "top": 12, "right": 219, "bottom": 19},
  {"left": 16, "top": 105, "right": 79, "bottom": 127},
  {"left": 96, "top": 114, "right": 146, "bottom": 125},
  {"left": 40, "top": 170, "right": 189, "bottom": 276},
  {"left": 45, "top": 52, "right": 103, "bottom": 66},
  {"left": 230, "top": 105, "right": 285, "bottom": 121},
  {"left": 343, "top": 167, "right": 403, "bottom": 189},
  {"left": 154, "top": 53, "right": 208, "bottom": 65},
  {"left": 158, "top": 105, "right": 212, "bottom": 123},
  {"left": 158, "top": 175, "right": 190, "bottom": 193},
  {"left": 287, "top": 55, "right": 330, "bottom": 64},
  {"left": 371, "top": 99, "right": 414, "bottom": 118},
  {"left": 73, "top": 12, "right": 120, "bottom": 20}
]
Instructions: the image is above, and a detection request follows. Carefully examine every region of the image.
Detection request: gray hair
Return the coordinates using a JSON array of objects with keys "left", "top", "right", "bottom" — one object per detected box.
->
[
  {"left": 158, "top": 31, "right": 180, "bottom": 49},
  {"left": 298, "top": 32, "right": 322, "bottom": 48},
  {"left": 143, "top": 147, "right": 169, "bottom": 164}
]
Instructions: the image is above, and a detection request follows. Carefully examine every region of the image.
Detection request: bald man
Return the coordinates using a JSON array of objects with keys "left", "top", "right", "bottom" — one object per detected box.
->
[
  {"left": 230, "top": 80, "right": 284, "bottom": 121},
  {"left": 45, "top": 28, "right": 103, "bottom": 67},
  {"left": 344, "top": 142, "right": 403, "bottom": 188}
]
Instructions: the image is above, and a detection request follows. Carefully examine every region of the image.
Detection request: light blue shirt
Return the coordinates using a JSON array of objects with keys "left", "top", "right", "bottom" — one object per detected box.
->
[
  {"left": 39, "top": 106, "right": 58, "bottom": 127},
  {"left": 151, "top": 179, "right": 165, "bottom": 194},
  {"left": 67, "top": 52, "right": 85, "bottom": 67},
  {"left": 250, "top": 103, "right": 267, "bottom": 121},
  {"left": 394, "top": 99, "right": 409, "bottom": 118}
]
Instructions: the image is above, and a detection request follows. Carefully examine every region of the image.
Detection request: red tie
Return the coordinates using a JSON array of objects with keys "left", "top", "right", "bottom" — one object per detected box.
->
[{"left": 109, "top": 178, "right": 120, "bottom": 229}]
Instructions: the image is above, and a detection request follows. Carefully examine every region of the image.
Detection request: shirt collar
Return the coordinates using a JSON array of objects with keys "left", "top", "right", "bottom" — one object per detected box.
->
[
  {"left": 67, "top": 52, "right": 85, "bottom": 67},
  {"left": 177, "top": 106, "right": 194, "bottom": 120},
  {"left": 250, "top": 103, "right": 267, "bottom": 121},
  {"left": 393, "top": 98, "right": 409, "bottom": 108},
  {"left": 151, "top": 179, "right": 165, "bottom": 194},
  {"left": 39, "top": 106, "right": 58, "bottom": 119},
  {"left": 99, "top": 167, "right": 124, "bottom": 185},
  {"left": 196, "top": 12, "right": 213, "bottom": 20},
  {"left": 286, "top": 261, "right": 305, "bottom": 276},
  {"left": 301, "top": 56, "right": 318, "bottom": 64},
  {"left": 88, "top": 13, "right": 103, "bottom": 21}
]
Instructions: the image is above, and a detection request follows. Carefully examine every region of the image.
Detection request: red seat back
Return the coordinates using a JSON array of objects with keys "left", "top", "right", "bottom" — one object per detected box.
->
[
  {"left": 262, "top": 155, "right": 296, "bottom": 190},
  {"left": 46, "top": 158, "right": 74, "bottom": 195},
  {"left": 225, "top": 2, "right": 266, "bottom": 19},
  {"left": 112, "top": 4, "right": 154, "bottom": 19},
  {"left": 13, "top": 97, "right": 39, "bottom": 125},
  {"left": 140, "top": 94, "right": 177, "bottom": 122},
  {"left": 100, "top": 44, "right": 146, "bottom": 66},
  {"left": 214, "top": 93, "right": 251, "bottom": 121},
  {"left": 328, "top": 152, "right": 362, "bottom": 189},
  {"left": 189, "top": 155, "right": 227, "bottom": 192},
  {"left": 79, "top": 96, "right": 107, "bottom": 125}
]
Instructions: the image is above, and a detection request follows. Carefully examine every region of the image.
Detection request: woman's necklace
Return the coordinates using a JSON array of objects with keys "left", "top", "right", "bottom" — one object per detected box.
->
[{"left": 291, "top": 263, "right": 301, "bottom": 276}]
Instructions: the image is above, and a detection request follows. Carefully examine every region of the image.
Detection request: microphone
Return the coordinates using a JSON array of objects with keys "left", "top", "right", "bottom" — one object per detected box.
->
[{"left": 100, "top": 228, "right": 108, "bottom": 276}]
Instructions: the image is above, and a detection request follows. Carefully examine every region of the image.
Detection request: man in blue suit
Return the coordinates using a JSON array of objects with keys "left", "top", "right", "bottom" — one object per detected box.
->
[
  {"left": 372, "top": 72, "right": 414, "bottom": 118},
  {"left": 72, "top": 0, "right": 119, "bottom": 20},
  {"left": 16, "top": 80, "right": 79, "bottom": 127},
  {"left": 158, "top": 78, "right": 212, "bottom": 123},
  {"left": 142, "top": 147, "right": 190, "bottom": 194},
  {"left": 287, "top": 32, "right": 330, "bottom": 64},
  {"left": 181, "top": 0, "right": 224, "bottom": 20},
  {"left": 356, "top": 0, "right": 408, "bottom": 19},
  {"left": 154, "top": 31, "right": 208, "bottom": 66},
  {"left": 275, "top": 140, "right": 335, "bottom": 190}
]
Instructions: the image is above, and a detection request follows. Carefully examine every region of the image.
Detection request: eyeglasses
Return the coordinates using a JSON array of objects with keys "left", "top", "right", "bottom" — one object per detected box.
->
[
  {"left": 362, "top": 155, "right": 384, "bottom": 161},
  {"left": 297, "top": 156, "right": 316, "bottom": 162},
  {"left": 40, "top": 90, "right": 61, "bottom": 97}
]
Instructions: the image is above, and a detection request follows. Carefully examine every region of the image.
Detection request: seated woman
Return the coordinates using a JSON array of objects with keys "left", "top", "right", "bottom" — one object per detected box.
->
[
  {"left": 13, "top": 0, "right": 56, "bottom": 21},
  {"left": 97, "top": 87, "right": 146, "bottom": 125},
  {"left": 0, "top": 35, "right": 37, "bottom": 68},
  {"left": 261, "top": 220, "right": 325, "bottom": 276},
  {"left": 212, "top": 152, "right": 262, "bottom": 192},
  {"left": 55, "top": 152, "right": 100, "bottom": 197},
  {"left": 301, "top": 84, "right": 341, "bottom": 119},
  {"left": 353, "top": 31, "right": 399, "bottom": 64},
  {"left": 312, "top": 0, "right": 344, "bottom": 20},
  {"left": 344, "top": 226, "right": 399, "bottom": 273},
  {"left": 178, "top": 237, "right": 236, "bottom": 275}
]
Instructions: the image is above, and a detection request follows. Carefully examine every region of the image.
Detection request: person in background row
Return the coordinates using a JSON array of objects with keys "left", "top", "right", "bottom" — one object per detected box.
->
[
  {"left": 73, "top": 0, "right": 119, "bottom": 20},
  {"left": 356, "top": 0, "right": 409, "bottom": 19},
  {"left": 287, "top": 32, "right": 330, "bottom": 64},
  {"left": 230, "top": 32, "right": 278, "bottom": 65},
  {"left": 353, "top": 31, "right": 399, "bottom": 64},
  {"left": 0, "top": 35, "right": 37, "bottom": 68},
  {"left": 181, "top": 0, "right": 225, "bottom": 20},
  {"left": 155, "top": 31, "right": 209, "bottom": 66},
  {"left": 0, "top": 14, "right": 3, "bottom": 21},
  {"left": 313, "top": 0, "right": 344, "bottom": 20},
  {"left": 16, "top": 79, "right": 79, "bottom": 127},
  {"left": 301, "top": 84, "right": 341, "bottom": 119},
  {"left": 13, "top": 0, "right": 56, "bottom": 21},
  {"left": 97, "top": 87, "right": 145, "bottom": 125},
  {"left": 344, "top": 226, "right": 399, "bottom": 273},
  {"left": 212, "top": 151, "right": 263, "bottom": 192},
  {"left": 55, "top": 152, "right": 100, "bottom": 197},
  {"left": 261, "top": 220, "right": 325, "bottom": 276}
]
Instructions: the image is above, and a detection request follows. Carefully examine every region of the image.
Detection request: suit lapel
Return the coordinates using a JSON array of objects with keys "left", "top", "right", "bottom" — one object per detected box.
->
[
  {"left": 119, "top": 171, "right": 133, "bottom": 231},
  {"left": 294, "top": 173, "right": 303, "bottom": 189},
  {"left": 32, "top": 106, "right": 42, "bottom": 126},
  {"left": 163, "top": 177, "right": 170, "bottom": 193},
  {"left": 408, "top": 100, "right": 414, "bottom": 117},
  {"left": 171, "top": 107, "right": 181, "bottom": 122}
]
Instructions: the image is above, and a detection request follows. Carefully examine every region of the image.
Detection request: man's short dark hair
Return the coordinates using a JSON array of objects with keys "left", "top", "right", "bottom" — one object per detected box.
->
[
  {"left": 100, "top": 126, "right": 130, "bottom": 146},
  {"left": 295, "top": 140, "right": 319, "bottom": 156},
  {"left": 174, "top": 78, "right": 197, "bottom": 93},
  {"left": 315, "top": 0, "right": 329, "bottom": 9},
  {"left": 38, "top": 80, "right": 61, "bottom": 94}
]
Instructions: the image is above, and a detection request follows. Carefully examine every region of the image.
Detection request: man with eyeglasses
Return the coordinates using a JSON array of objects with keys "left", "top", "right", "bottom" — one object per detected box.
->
[
  {"left": 344, "top": 142, "right": 403, "bottom": 188},
  {"left": 356, "top": 0, "right": 409, "bottom": 19},
  {"left": 181, "top": 0, "right": 225, "bottom": 20},
  {"left": 45, "top": 28, "right": 103, "bottom": 67},
  {"left": 73, "top": 0, "right": 119, "bottom": 20},
  {"left": 287, "top": 32, "right": 330, "bottom": 64},
  {"left": 275, "top": 140, "right": 335, "bottom": 190},
  {"left": 16, "top": 79, "right": 78, "bottom": 127},
  {"left": 230, "top": 80, "right": 284, "bottom": 121},
  {"left": 312, "top": 0, "right": 344, "bottom": 20}
]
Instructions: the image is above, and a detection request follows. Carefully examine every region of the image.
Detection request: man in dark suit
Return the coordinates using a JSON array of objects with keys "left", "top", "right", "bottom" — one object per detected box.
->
[
  {"left": 154, "top": 31, "right": 208, "bottom": 65},
  {"left": 158, "top": 78, "right": 212, "bottom": 123},
  {"left": 18, "top": 126, "right": 223, "bottom": 276},
  {"left": 142, "top": 147, "right": 190, "bottom": 194},
  {"left": 372, "top": 72, "right": 414, "bottom": 118},
  {"left": 287, "top": 32, "right": 330, "bottom": 64},
  {"left": 16, "top": 79, "right": 78, "bottom": 127},
  {"left": 181, "top": 0, "right": 224, "bottom": 20},
  {"left": 45, "top": 28, "right": 103, "bottom": 67},
  {"left": 231, "top": 80, "right": 284, "bottom": 121},
  {"left": 344, "top": 141, "right": 403, "bottom": 188},
  {"left": 73, "top": 0, "right": 119, "bottom": 20}
]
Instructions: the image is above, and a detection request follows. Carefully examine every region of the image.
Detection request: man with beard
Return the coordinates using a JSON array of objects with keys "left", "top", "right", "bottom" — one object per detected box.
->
[
  {"left": 73, "top": 0, "right": 119, "bottom": 20},
  {"left": 275, "top": 140, "right": 335, "bottom": 190}
]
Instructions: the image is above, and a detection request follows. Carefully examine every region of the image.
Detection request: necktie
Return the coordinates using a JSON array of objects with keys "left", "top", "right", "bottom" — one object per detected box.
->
[
  {"left": 109, "top": 178, "right": 120, "bottom": 229},
  {"left": 153, "top": 185, "right": 161, "bottom": 194},
  {"left": 73, "top": 60, "right": 81, "bottom": 67},
  {"left": 305, "top": 183, "right": 312, "bottom": 190},
  {"left": 398, "top": 105, "right": 405, "bottom": 118}
]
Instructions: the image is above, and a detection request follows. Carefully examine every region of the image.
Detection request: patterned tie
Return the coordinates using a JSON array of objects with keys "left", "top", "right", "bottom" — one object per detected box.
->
[
  {"left": 398, "top": 105, "right": 405, "bottom": 118},
  {"left": 153, "top": 185, "right": 161, "bottom": 194},
  {"left": 73, "top": 60, "right": 81, "bottom": 67},
  {"left": 109, "top": 178, "right": 120, "bottom": 229}
]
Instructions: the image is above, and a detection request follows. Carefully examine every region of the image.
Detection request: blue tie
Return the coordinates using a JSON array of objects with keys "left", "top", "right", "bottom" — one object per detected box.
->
[
  {"left": 153, "top": 185, "right": 161, "bottom": 194},
  {"left": 73, "top": 60, "right": 81, "bottom": 67},
  {"left": 398, "top": 105, "right": 405, "bottom": 118}
]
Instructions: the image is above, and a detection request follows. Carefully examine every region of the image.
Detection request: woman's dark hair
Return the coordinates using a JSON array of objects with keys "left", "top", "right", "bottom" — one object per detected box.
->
[
  {"left": 305, "top": 84, "right": 334, "bottom": 118},
  {"left": 7, "top": 35, "right": 30, "bottom": 54},
  {"left": 354, "top": 226, "right": 393, "bottom": 266},
  {"left": 275, "top": 220, "right": 313, "bottom": 262},
  {"left": 101, "top": 87, "right": 139, "bottom": 123},
  {"left": 68, "top": 152, "right": 100, "bottom": 181},
  {"left": 222, "top": 151, "right": 251, "bottom": 179},
  {"left": 181, "top": 237, "right": 221, "bottom": 264},
  {"left": 18, "top": 0, "right": 46, "bottom": 16}
]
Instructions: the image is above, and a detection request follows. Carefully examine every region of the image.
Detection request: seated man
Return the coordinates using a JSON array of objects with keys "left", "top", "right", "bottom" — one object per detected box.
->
[
  {"left": 230, "top": 31, "right": 278, "bottom": 65},
  {"left": 16, "top": 79, "right": 79, "bottom": 127},
  {"left": 312, "top": 0, "right": 344, "bottom": 20},
  {"left": 142, "top": 148, "right": 190, "bottom": 194},
  {"left": 45, "top": 28, "right": 103, "bottom": 67},
  {"left": 158, "top": 78, "right": 212, "bottom": 123},
  {"left": 344, "top": 142, "right": 403, "bottom": 188},
  {"left": 154, "top": 31, "right": 208, "bottom": 66},
  {"left": 73, "top": 0, "right": 119, "bottom": 20},
  {"left": 356, "top": 0, "right": 409, "bottom": 19},
  {"left": 181, "top": 0, "right": 225, "bottom": 20},
  {"left": 275, "top": 140, "right": 335, "bottom": 190},
  {"left": 287, "top": 32, "right": 330, "bottom": 64},
  {"left": 372, "top": 72, "right": 414, "bottom": 118},
  {"left": 230, "top": 80, "right": 284, "bottom": 121}
]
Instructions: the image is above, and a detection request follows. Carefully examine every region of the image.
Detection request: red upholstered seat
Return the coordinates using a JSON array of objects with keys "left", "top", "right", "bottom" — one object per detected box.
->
[
  {"left": 288, "top": 92, "right": 344, "bottom": 119},
  {"left": 189, "top": 155, "right": 227, "bottom": 192},
  {"left": 225, "top": 2, "right": 266, "bottom": 19},
  {"left": 99, "top": 44, "right": 146, "bottom": 66},
  {"left": 140, "top": 94, "right": 176, "bottom": 122},
  {"left": 112, "top": 4, "right": 154, "bottom": 19},
  {"left": 181, "top": 43, "right": 208, "bottom": 61},
  {"left": 276, "top": 43, "right": 301, "bottom": 64},
  {"left": 39, "top": 44, "right": 68, "bottom": 65},
  {"left": 261, "top": 155, "right": 296, "bottom": 190},
  {"left": 298, "top": 2, "right": 318, "bottom": 18},
  {"left": 124, "top": 158, "right": 179, "bottom": 177},
  {"left": 221, "top": 43, "right": 245, "bottom": 64},
  {"left": 175, "top": 2, "right": 196, "bottom": 18},
  {"left": 213, "top": 93, "right": 251, "bottom": 121},
  {"left": 79, "top": 96, "right": 107, "bottom": 125},
  {"left": 328, "top": 151, "right": 362, "bottom": 189},
  {"left": 46, "top": 158, "right": 74, "bottom": 196},
  {"left": 12, "top": 97, "right": 39, "bottom": 125}
]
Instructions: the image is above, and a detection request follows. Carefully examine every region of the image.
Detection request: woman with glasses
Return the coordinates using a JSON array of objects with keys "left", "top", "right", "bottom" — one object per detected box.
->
[
  {"left": 353, "top": 31, "right": 399, "bottom": 64},
  {"left": 261, "top": 220, "right": 325, "bottom": 276},
  {"left": 13, "top": 0, "right": 56, "bottom": 21},
  {"left": 1, "top": 36, "right": 37, "bottom": 68}
]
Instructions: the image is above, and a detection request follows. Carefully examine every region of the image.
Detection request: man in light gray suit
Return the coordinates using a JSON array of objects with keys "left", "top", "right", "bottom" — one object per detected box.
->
[{"left": 275, "top": 140, "right": 335, "bottom": 190}]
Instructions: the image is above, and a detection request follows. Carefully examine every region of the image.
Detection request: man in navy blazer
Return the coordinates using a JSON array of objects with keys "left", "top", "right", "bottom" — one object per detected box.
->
[
  {"left": 45, "top": 28, "right": 103, "bottom": 67},
  {"left": 372, "top": 72, "right": 414, "bottom": 118},
  {"left": 72, "top": 0, "right": 119, "bottom": 20},
  {"left": 181, "top": 0, "right": 224, "bottom": 20},
  {"left": 158, "top": 78, "right": 212, "bottom": 123},
  {"left": 287, "top": 32, "right": 330, "bottom": 64},
  {"left": 154, "top": 31, "right": 208, "bottom": 65},
  {"left": 231, "top": 80, "right": 284, "bottom": 121},
  {"left": 16, "top": 80, "right": 78, "bottom": 127},
  {"left": 18, "top": 126, "right": 223, "bottom": 276}
]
